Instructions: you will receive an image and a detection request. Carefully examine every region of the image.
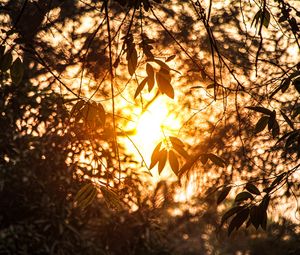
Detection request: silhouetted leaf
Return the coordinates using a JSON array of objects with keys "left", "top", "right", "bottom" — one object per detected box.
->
[
  {"left": 263, "top": 9, "right": 271, "bottom": 28},
  {"left": 271, "top": 119, "right": 280, "bottom": 138},
  {"left": 280, "top": 110, "right": 294, "bottom": 130},
  {"left": 208, "top": 153, "right": 226, "bottom": 167},
  {"left": 166, "top": 55, "right": 176, "bottom": 62},
  {"left": 146, "top": 63, "right": 155, "bottom": 91},
  {"left": 250, "top": 205, "right": 260, "bottom": 229},
  {"left": 246, "top": 183, "right": 261, "bottom": 195},
  {"left": 0, "top": 51, "right": 12, "bottom": 72},
  {"left": 217, "top": 186, "right": 231, "bottom": 205},
  {"left": 235, "top": 191, "right": 254, "bottom": 203},
  {"left": 200, "top": 154, "right": 209, "bottom": 164},
  {"left": 70, "top": 100, "right": 85, "bottom": 117},
  {"left": 169, "top": 150, "right": 179, "bottom": 175},
  {"left": 158, "top": 148, "right": 167, "bottom": 174},
  {"left": 292, "top": 77, "right": 300, "bottom": 93},
  {"left": 221, "top": 206, "right": 244, "bottom": 226},
  {"left": 150, "top": 142, "right": 162, "bottom": 169},
  {"left": 251, "top": 10, "right": 262, "bottom": 28},
  {"left": 134, "top": 77, "right": 148, "bottom": 99},
  {"left": 10, "top": 58, "right": 24, "bottom": 85},
  {"left": 153, "top": 59, "right": 170, "bottom": 71},
  {"left": 228, "top": 208, "right": 249, "bottom": 236},
  {"left": 156, "top": 71, "right": 174, "bottom": 99},
  {"left": 254, "top": 116, "right": 269, "bottom": 134},
  {"left": 246, "top": 106, "right": 273, "bottom": 115}
]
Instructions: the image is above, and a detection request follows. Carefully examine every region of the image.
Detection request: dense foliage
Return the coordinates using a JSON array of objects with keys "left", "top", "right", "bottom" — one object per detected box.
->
[{"left": 0, "top": 0, "right": 299, "bottom": 254}]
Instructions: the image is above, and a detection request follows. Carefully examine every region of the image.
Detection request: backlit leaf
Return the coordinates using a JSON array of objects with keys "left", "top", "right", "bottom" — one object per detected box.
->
[
  {"left": 217, "top": 186, "right": 231, "bottom": 205},
  {"left": 169, "top": 150, "right": 179, "bottom": 175},
  {"left": 74, "top": 183, "right": 97, "bottom": 209},
  {"left": 146, "top": 63, "right": 155, "bottom": 91},
  {"left": 134, "top": 77, "right": 148, "bottom": 99},
  {"left": 158, "top": 148, "right": 167, "bottom": 174},
  {"left": 150, "top": 142, "right": 162, "bottom": 169},
  {"left": 156, "top": 71, "right": 174, "bottom": 99}
]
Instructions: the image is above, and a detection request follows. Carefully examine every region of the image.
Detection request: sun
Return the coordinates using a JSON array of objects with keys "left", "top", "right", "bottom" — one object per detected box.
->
[{"left": 127, "top": 96, "right": 181, "bottom": 178}]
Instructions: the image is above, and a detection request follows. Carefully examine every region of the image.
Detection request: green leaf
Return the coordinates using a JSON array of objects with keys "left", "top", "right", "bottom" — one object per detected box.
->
[
  {"left": 245, "top": 183, "right": 260, "bottom": 195},
  {"left": 217, "top": 186, "right": 231, "bottom": 205},
  {"left": 134, "top": 77, "right": 148, "bottom": 99},
  {"left": 10, "top": 58, "right": 24, "bottom": 85},
  {"left": 168, "top": 150, "right": 179, "bottom": 175},
  {"left": 235, "top": 191, "right": 254, "bottom": 203},
  {"left": 149, "top": 142, "right": 162, "bottom": 169},
  {"left": 254, "top": 116, "right": 269, "bottom": 134}
]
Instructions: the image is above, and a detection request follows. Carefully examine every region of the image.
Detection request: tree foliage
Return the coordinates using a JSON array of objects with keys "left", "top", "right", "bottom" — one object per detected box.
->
[{"left": 0, "top": 0, "right": 300, "bottom": 253}]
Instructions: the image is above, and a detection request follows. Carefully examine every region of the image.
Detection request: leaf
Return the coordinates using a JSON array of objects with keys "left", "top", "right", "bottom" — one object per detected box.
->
[
  {"left": 100, "top": 186, "right": 123, "bottom": 210},
  {"left": 168, "top": 150, "right": 179, "bottom": 175},
  {"left": 149, "top": 142, "right": 162, "bottom": 169},
  {"left": 10, "top": 58, "right": 24, "bottom": 85},
  {"left": 246, "top": 106, "right": 273, "bottom": 116},
  {"left": 166, "top": 55, "right": 176, "bottom": 62},
  {"left": 292, "top": 77, "right": 300, "bottom": 94},
  {"left": 127, "top": 44, "right": 138, "bottom": 76},
  {"left": 208, "top": 153, "right": 226, "bottom": 167},
  {"left": 221, "top": 206, "right": 244, "bottom": 226},
  {"left": 254, "top": 116, "right": 269, "bottom": 134},
  {"left": 217, "top": 186, "right": 231, "bottom": 205},
  {"left": 262, "top": 9, "right": 271, "bottom": 28},
  {"left": 251, "top": 10, "right": 262, "bottom": 28},
  {"left": 169, "top": 136, "right": 185, "bottom": 148},
  {"left": 0, "top": 51, "right": 12, "bottom": 72},
  {"left": 271, "top": 119, "right": 280, "bottom": 138},
  {"left": 134, "top": 77, "right": 148, "bottom": 99},
  {"left": 228, "top": 208, "right": 249, "bottom": 236},
  {"left": 235, "top": 191, "right": 254, "bottom": 203},
  {"left": 245, "top": 183, "right": 260, "bottom": 195},
  {"left": 158, "top": 148, "right": 167, "bottom": 174},
  {"left": 146, "top": 63, "right": 155, "bottom": 92},
  {"left": 200, "top": 154, "right": 209, "bottom": 164},
  {"left": 70, "top": 100, "right": 85, "bottom": 117},
  {"left": 156, "top": 71, "right": 174, "bottom": 99},
  {"left": 250, "top": 205, "right": 260, "bottom": 229},
  {"left": 74, "top": 183, "right": 97, "bottom": 209},
  {"left": 281, "top": 111, "right": 294, "bottom": 130},
  {"left": 152, "top": 59, "right": 170, "bottom": 72}
]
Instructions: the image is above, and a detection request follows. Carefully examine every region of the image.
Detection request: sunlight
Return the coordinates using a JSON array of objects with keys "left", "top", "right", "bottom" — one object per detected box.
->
[{"left": 127, "top": 96, "right": 181, "bottom": 180}]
